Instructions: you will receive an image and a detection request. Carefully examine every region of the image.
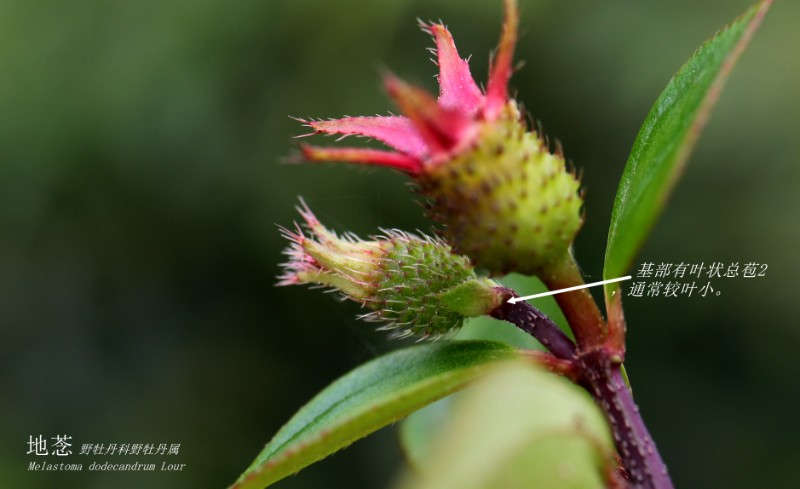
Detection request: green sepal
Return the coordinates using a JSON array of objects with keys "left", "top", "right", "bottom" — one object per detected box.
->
[{"left": 438, "top": 278, "right": 508, "bottom": 317}]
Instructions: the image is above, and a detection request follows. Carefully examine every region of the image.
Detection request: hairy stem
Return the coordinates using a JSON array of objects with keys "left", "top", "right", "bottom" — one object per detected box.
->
[
  {"left": 605, "top": 288, "right": 627, "bottom": 354},
  {"left": 490, "top": 287, "right": 576, "bottom": 360},
  {"left": 579, "top": 352, "right": 673, "bottom": 489},
  {"left": 494, "top": 283, "right": 672, "bottom": 488}
]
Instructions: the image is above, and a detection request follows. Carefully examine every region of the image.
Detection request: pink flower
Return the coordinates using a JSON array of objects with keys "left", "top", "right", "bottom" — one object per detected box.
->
[
  {"left": 297, "top": 0, "right": 519, "bottom": 176},
  {"left": 295, "top": 0, "right": 583, "bottom": 276}
]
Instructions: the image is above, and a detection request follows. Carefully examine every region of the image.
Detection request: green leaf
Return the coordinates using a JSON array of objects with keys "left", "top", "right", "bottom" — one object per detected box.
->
[
  {"left": 229, "top": 340, "right": 518, "bottom": 489},
  {"left": 603, "top": 1, "right": 772, "bottom": 291},
  {"left": 394, "top": 362, "right": 615, "bottom": 489}
]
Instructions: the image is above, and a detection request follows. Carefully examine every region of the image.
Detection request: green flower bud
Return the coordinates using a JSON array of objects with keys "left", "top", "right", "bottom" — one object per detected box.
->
[
  {"left": 419, "top": 102, "right": 583, "bottom": 275},
  {"left": 278, "top": 201, "right": 509, "bottom": 340}
]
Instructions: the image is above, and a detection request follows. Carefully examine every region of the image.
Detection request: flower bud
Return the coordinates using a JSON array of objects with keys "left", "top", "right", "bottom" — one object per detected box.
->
[
  {"left": 278, "top": 201, "right": 509, "bottom": 339},
  {"left": 296, "top": 0, "right": 583, "bottom": 275},
  {"left": 419, "top": 102, "right": 583, "bottom": 274}
]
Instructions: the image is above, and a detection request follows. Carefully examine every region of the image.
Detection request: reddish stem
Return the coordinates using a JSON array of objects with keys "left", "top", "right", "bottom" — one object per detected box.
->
[
  {"left": 605, "top": 287, "right": 627, "bottom": 355},
  {"left": 539, "top": 253, "right": 607, "bottom": 349},
  {"left": 520, "top": 350, "right": 580, "bottom": 381},
  {"left": 505, "top": 253, "right": 672, "bottom": 488}
]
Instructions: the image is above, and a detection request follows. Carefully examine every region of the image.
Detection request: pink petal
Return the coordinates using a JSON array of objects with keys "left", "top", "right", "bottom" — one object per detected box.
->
[
  {"left": 300, "top": 144, "right": 423, "bottom": 175},
  {"left": 304, "top": 116, "right": 428, "bottom": 159},
  {"left": 485, "top": 0, "right": 519, "bottom": 120},
  {"left": 384, "top": 74, "right": 475, "bottom": 156},
  {"left": 426, "top": 23, "right": 483, "bottom": 114}
]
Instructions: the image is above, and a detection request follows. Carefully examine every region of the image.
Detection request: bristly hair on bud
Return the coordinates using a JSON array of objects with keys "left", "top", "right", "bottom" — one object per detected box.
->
[
  {"left": 278, "top": 199, "right": 510, "bottom": 340},
  {"left": 294, "top": 0, "right": 584, "bottom": 276}
]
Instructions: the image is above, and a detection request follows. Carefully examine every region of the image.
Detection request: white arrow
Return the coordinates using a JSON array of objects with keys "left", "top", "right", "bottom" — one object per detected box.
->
[{"left": 507, "top": 275, "right": 632, "bottom": 304}]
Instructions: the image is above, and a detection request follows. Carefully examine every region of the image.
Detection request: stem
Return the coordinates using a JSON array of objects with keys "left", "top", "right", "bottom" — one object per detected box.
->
[
  {"left": 520, "top": 350, "right": 579, "bottom": 381},
  {"left": 490, "top": 287, "right": 577, "bottom": 360},
  {"left": 579, "top": 352, "right": 673, "bottom": 489},
  {"left": 539, "top": 253, "right": 607, "bottom": 349},
  {"left": 605, "top": 286, "right": 627, "bottom": 354},
  {"left": 494, "top": 282, "right": 672, "bottom": 488}
]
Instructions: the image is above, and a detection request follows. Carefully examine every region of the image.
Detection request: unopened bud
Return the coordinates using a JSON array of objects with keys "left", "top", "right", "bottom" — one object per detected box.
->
[{"left": 278, "top": 201, "right": 509, "bottom": 340}]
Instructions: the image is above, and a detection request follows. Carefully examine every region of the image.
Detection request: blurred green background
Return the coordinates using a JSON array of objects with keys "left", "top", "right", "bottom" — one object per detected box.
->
[{"left": 1, "top": 0, "right": 798, "bottom": 488}]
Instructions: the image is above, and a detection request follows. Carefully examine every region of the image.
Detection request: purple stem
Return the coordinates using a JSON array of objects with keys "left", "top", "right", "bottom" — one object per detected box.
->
[
  {"left": 580, "top": 354, "right": 673, "bottom": 489},
  {"left": 489, "top": 288, "right": 577, "bottom": 360},
  {"left": 490, "top": 287, "right": 673, "bottom": 488}
]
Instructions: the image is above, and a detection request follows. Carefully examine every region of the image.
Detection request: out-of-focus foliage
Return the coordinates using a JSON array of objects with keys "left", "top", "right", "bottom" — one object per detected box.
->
[
  {"left": 394, "top": 362, "right": 615, "bottom": 489},
  {"left": 1, "top": 1, "right": 798, "bottom": 488}
]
